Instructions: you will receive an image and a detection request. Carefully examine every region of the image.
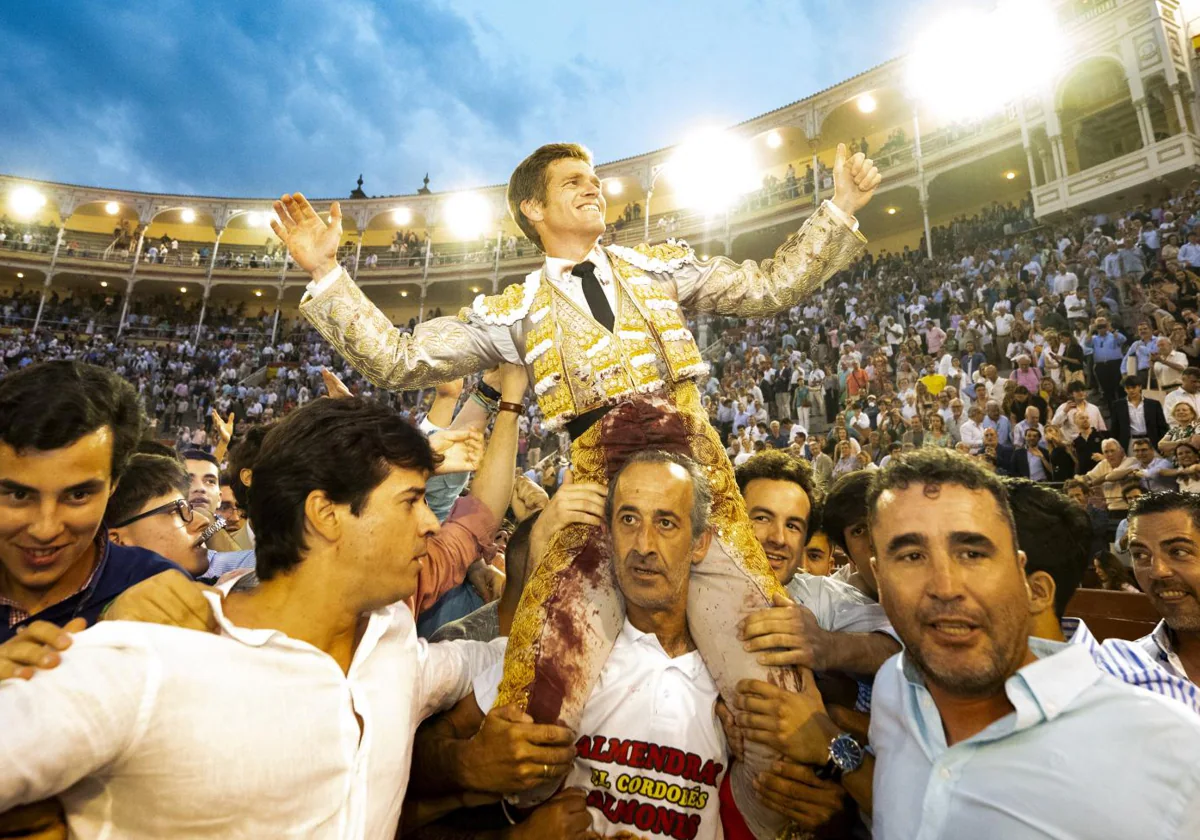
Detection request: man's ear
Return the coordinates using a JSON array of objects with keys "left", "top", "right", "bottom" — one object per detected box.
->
[
  {"left": 691, "top": 529, "right": 713, "bottom": 566},
  {"left": 304, "top": 490, "right": 341, "bottom": 546},
  {"left": 1026, "top": 569, "right": 1057, "bottom": 617},
  {"left": 108, "top": 527, "right": 126, "bottom": 546},
  {"left": 520, "top": 198, "right": 545, "bottom": 226}
]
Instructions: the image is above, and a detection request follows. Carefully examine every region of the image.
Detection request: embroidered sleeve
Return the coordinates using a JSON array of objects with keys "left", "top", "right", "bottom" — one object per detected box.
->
[
  {"left": 299, "top": 269, "right": 505, "bottom": 391},
  {"left": 668, "top": 201, "right": 867, "bottom": 317}
]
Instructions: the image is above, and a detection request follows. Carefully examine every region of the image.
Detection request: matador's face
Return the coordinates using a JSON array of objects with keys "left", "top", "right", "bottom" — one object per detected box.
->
[{"left": 535, "top": 158, "right": 607, "bottom": 252}]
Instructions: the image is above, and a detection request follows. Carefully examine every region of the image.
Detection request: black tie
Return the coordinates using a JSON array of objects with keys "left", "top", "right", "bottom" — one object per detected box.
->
[{"left": 571, "top": 260, "right": 614, "bottom": 332}]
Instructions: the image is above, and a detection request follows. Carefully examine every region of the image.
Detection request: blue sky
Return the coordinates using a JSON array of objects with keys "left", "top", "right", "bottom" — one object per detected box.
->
[{"left": 0, "top": 0, "right": 976, "bottom": 199}]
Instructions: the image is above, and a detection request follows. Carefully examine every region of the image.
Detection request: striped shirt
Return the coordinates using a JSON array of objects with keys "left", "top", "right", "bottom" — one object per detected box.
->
[{"left": 1070, "top": 619, "right": 1200, "bottom": 715}]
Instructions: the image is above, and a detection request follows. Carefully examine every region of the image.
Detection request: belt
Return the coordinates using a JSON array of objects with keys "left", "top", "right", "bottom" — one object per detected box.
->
[{"left": 567, "top": 405, "right": 616, "bottom": 442}]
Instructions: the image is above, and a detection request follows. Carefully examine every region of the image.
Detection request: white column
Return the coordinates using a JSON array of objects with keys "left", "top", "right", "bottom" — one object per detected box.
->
[
  {"left": 1171, "top": 84, "right": 1190, "bottom": 135},
  {"left": 117, "top": 278, "right": 136, "bottom": 337},
  {"left": 1023, "top": 145, "right": 1039, "bottom": 188},
  {"left": 1133, "top": 98, "right": 1154, "bottom": 147}
]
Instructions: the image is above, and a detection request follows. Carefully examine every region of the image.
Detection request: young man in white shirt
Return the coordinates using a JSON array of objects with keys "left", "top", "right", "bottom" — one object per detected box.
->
[{"left": 0, "top": 397, "right": 505, "bottom": 839}]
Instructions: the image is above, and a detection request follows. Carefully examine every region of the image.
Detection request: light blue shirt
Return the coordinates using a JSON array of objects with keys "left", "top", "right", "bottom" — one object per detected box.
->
[
  {"left": 870, "top": 638, "right": 1200, "bottom": 839},
  {"left": 203, "top": 549, "right": 256, "bottom": 580},
  {"left": 1090, "top": 331, "right": 1126, "bottom": 363},
  {"left": 1126, "top": 337, "right": 1159, "bottom": 372}
]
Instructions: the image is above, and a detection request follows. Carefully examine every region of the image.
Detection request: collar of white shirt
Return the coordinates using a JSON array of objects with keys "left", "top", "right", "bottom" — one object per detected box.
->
[
  {"left": 544, "top": 246, "right": 614, "bottom": 287},
  {"left": 618, "top": 619, "right": 706, "bottom": 681}
]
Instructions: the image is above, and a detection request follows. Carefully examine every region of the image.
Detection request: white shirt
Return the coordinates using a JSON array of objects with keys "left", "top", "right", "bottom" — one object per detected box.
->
[
  {"left": 785, "top": 573, "right": 895, "bottom": 637},
  {"left": 957, "top": 419, "right": 984, "bottom": 450},
  {"left": 1126, "top": 398, "right": 1148, "bottom": 436},
  {"left": 1051, "top": 400, "right": 1107, "bottom": 442},
  {"left": 0, "top": 588, "right": 503, "bottom": 839},
  {"left": 475, "top": 622, "right": 728, "bottom": 840},
  {"left": 1153, "top": 350, "right": 1187, "bottom": 388}
]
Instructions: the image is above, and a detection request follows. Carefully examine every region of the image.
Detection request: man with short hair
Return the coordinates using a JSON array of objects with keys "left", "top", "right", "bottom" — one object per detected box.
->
[
  {"left": 106, "top": 454, "right": 211, "bottom": 577},
  {"left": 1125, "top": 320, "right": 1160, "bottom": 387},
  {"left": 1087, "top": 438, "right": 1140, "bottom": 516},
  {"left": 1012, "top": 405, "right": 1044, "bottom": 448},
  {"left": 957, "top": 405, "right": 984, "bottom": 452},
  {"left": 0, "top": 397, "right": 505, "bottom": 837},
  {"left": 1106, "top": 492, "right": 1200, "bottom": 695},
  {"left": 735, "top": 452, "right": 899, "bottom": 677},
  {"left": 1110, "top": 376, "right": 1168, "bottom": 452},
  {"left": 1151, "top": 336, "right": 1187, "bottom": 390},
  {"left": 1089, "top": 317, "right": 1127, "bottom": 405},
  {"left": 1129, "top": 437, "right": 1177, "bottom": 493},
  {"left": 981, "top": 400, "right": 1012, "bottom": 448},
  {"left": 1012, "top": 428, "right": 1053, "bottom": 481},
  {"left": 740, "top": 449, "right": 1200, "bottom": 839},
  {"left": 0, "top": 362, "right": 178, "bottom": 642},
  {"left": 1050, "top": 380, "right": 1106, "bottom": 442},
  {"left": 418, "top": 452, "right": 753, "bottom": 839},
  {"left": 180, "top": 449, "right": 240, "bottom": 553}
]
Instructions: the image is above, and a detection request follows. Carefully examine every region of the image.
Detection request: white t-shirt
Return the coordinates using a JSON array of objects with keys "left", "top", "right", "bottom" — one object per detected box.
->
[{"left": 474, "top": 622, "right": 728, "bottom": 840}]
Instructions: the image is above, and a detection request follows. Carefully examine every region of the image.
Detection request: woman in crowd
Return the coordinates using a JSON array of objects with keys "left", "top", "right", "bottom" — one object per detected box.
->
[
  {"left": 1159, "top": 402, "right": 1200, "bottom": 456},
  {"left": 923, "top": 413, "right": 952, "bottom": 448},
  {"left": 831, "top": 439, "right": 860, "bottom": 479},
  {"left": 1161, "top": 441, "right": 1200, "bottom": 493},
  {"left": 1093, "top": 551, "right": 1141, "bottom": 593}
]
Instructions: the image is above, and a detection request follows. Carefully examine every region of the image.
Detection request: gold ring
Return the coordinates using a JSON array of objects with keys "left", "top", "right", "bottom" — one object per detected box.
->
[{"left": 543, "top": 764, "right": 551, "bottom": 778}]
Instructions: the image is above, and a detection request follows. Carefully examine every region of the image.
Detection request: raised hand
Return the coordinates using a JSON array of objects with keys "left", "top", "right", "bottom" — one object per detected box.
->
[
  {"left": 430, "top": 429, "right": 485, "bottom": 474},
  {"left": 271, "top": 193, "right": 342, "bottom": 276},
  {"left": 831, "top": 142, "right": 882, "bottom": 218},
  {"left": 210, "top": 409, "right": 234, "bottom": 446},
  {"left": 320, "top": 367, "right": 354, "bottom": 399}
]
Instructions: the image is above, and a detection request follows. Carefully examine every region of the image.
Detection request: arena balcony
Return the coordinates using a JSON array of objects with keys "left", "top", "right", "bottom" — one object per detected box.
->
[{"left": 2, "top": 0, "right": 1199, "bottom": 337}]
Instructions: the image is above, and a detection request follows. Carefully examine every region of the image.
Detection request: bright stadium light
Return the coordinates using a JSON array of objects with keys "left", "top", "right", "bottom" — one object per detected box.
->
[
  {"left": 907, "top": 0, "right": 1064, "bottom": 122},
  {"left": 393, "top": 207, "right": 413, "bottom": 226},
  {"left": 246, "top": 212, "right": 263, "bottom": 227},
  {"left": 669, "top": 128, "right": 760, "bottom": 214},
  {"left": 16, "top": 273, "right": 24, "bottom": 279},
  {"left": 1004, "top": 170, "right": 1018, "bottom": 180},
  {"left": 444, "top": 192, "right": 491, "bottom": 239},
  {"left": 180, "top": 208, "right": 196, "bottom": 223},
  {"left": 105, "top": 201, "right": 120, "bottom": 215},
  {"left": 604, "top": 178, "right": 623, "bottom": 196},
  {"left": 400, "top": 290, "right": 409, "bottom": 297},
  {"left": 254, "top": 290, "right": 263, "bottom": 297},
  {"left": 856, "top": 94, "right": 877, "bottom": 114},
  {"left": 10, "top": 186, "right": 46, "bottom": 218},
  {"left": 887, "top": 207, "right": 898, "bottom": 215},
  {"left": 766, "top": 130, "right": 783, "bottom": 149},
  {"left": 179, "top": 286, "right": 188, "bottom": 293},
  {"left": 100, "top": 281, "right": 109, "bottom": 287}
]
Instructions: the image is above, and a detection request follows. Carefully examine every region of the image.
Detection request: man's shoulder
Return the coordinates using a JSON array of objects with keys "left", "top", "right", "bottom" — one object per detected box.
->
[
  {"left": 463, "top": 272, "right": 541, "bottom": 327},
  {"left": 97, "top": 543, "right": 184, "bottom": 598},
  {"left": 606, "top": 240, "right": 695, "bottom": 275}
]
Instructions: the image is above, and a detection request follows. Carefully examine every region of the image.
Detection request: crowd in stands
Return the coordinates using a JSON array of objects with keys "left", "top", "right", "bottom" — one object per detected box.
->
[{"left": 3, "top": 172, "right": 1200, "bottom": 838}]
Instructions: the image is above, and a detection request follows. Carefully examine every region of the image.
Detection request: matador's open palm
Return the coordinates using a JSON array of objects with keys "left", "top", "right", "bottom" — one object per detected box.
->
[{"left": 271, "top": 193, "right": 342, "bottom": 276}]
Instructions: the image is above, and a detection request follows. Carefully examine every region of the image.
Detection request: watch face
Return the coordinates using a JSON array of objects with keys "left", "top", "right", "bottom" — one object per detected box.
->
[{"left": 830, "top": 733, "right": 865, "bottom": 772}]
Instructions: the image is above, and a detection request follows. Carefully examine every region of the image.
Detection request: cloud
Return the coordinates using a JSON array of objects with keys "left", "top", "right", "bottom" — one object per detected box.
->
[{"left": 0, "top": 0, "right": 944, "bottom": 198}]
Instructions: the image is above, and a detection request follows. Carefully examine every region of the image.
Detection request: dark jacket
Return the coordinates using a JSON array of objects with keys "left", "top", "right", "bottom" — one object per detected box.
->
[
  {"left": 0, "top": 534, "right": 182, "bottom": 643},
  {"left": 1109, "top": 397, "right": 1168, "bottom": 452}
]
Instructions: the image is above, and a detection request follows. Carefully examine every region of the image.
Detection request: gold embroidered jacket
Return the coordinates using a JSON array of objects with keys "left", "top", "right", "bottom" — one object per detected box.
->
[{"left": 299, "top": 202, "right": 866, "bottom": 428}]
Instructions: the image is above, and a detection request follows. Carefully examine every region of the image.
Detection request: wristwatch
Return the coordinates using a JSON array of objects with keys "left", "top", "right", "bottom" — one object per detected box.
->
[{"left": 814, "top": 732, "right": 864, "bottom": 782}]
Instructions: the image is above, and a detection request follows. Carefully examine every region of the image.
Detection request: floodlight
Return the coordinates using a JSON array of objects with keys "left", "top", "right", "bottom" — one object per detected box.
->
[
  {"left": 180, "top": 208, "right": 196, "bottom": 223},
  {"left": 105, "top": 201, "right": 120, "bottom": 215},
  {"left": 766, "top": 130, "right": 783, "bottom": 149},
  {"left": 857, "top": 95, "right": 877, "bottom": 114},
  {"left": 669, "top": 128, "right": 760, "bottom": 213},
  {"left": 444, "top": 193, "right": 491, "bottom": 239},
  {"left": 393, "top": 207, "right": 413, "bottom": 226},
  {"left": 100, "top": 281, "right": 109, "bottom": 287},
  {"left": 180, "top": 286, "right": 188, "bottom": 293},
  {"left": 1005, "top": 171, "right": 1017, "bottom": 180},
  {"left": 907, "top": 0, "right": 1063, "bottom": 122},
  {"left": 604, "top": 179, "right": 624, "bottom": 196},
  {"left": 401, "top": 290, "right": 409, "bottom": 297},
  {"left": 887, "top": 207, "right": 898, "bottom": 215},
  {"left": 255, "top": 290, "right": 263, "bottom": 297},
  {"left": 10, "top": 187, "right": 46, "bottom": 217}
]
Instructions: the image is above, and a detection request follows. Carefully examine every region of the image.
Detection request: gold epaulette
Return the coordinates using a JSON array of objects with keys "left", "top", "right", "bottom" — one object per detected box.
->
[
  {"left": 606, "top": 239, "right": 695, "bottom": 274},
  {"left": 462, "top": 272, "right": 541, "bottom": 327}
]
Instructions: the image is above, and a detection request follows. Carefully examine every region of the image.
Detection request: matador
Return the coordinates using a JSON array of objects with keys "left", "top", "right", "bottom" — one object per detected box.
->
[{"left": 273, "top": 141, "right": 879, "bottom": 838}]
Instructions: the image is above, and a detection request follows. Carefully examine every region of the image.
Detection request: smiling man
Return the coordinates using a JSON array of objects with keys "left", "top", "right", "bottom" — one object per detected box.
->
[
  {"left": 1103, "top": 492, "right": 1200, "bottom": 696},
  {"left": 865, "top": 450, "right": 1200, "bottom": 839},
  {"left": 0, "top": 362, "right": 178, "bottom": 643}
]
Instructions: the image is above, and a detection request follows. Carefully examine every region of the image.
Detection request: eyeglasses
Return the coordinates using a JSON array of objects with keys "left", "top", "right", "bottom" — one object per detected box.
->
[{"left": 111, "top": 498, "right": 194, "bottom": 529}]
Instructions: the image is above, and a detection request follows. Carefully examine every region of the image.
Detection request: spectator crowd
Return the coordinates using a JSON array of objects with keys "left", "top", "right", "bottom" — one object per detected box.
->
[{"left": 0, "top": 177, "right": 1199, "bottom": 839}]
